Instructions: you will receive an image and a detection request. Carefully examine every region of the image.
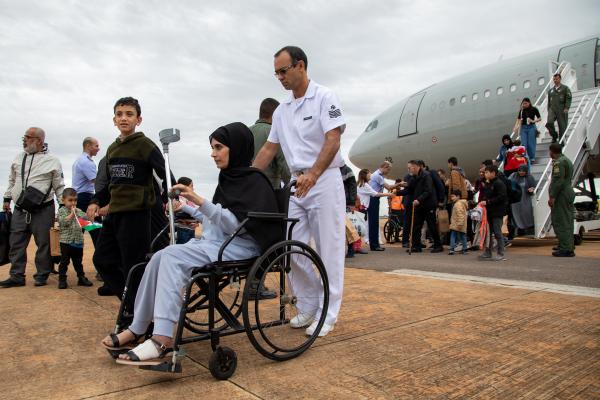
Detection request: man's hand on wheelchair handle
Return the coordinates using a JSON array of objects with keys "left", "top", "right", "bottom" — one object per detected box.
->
[{"left": 295, "top": 172, "right": 317, "bottom": 198}]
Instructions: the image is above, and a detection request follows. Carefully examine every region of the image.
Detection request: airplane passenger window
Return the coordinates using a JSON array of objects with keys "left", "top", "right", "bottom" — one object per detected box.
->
[
  {"left": 510, "top": 84, "right": 517, "bottom": 92},
  {"left": 497, "top": 87, "right": 504, "bottom": 95},
  {"left": 439, "top": 100, "right": 445, "bottom": 109},
  {"left": 449, "top": 98, "right": 456, "bottom": 106},
  {"left": 484, "top": 89, "right": 491, "bottom": 98},
  {"left": 460, "top": 95, "right": 466, "bottom": 103},
  {"left": 523, "top": 80, "right": 531, "bottom": 89},
  {"left": 472, "top": 93, "right": 478, "bottom": 101},
  {"left": 538, "top": 77, "right": 545, "bottom": 86}
]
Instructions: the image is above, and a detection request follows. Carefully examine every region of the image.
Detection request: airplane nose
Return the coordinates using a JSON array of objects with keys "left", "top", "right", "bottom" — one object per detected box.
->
[{"left": 349, "top": 132, "right": 372, "bottom": 168}]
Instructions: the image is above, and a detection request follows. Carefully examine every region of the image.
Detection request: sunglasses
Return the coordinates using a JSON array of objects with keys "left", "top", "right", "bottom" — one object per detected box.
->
[{"left": 274, "top": 62, "right": 298, "bottom": 77}]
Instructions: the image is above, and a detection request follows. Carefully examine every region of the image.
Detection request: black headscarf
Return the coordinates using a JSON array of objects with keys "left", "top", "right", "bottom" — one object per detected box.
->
[
  {"left": 210, "top": 122, "right": 283, "bottom": 251},
  {"left": 501, "top": 134, "right": 513, "bottom": 149}
]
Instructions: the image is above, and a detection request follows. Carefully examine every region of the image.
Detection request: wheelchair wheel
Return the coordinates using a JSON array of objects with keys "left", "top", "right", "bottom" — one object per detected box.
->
[
  {"left": 383, "top": 221, "right": 394, "bottom": 243},
  {"left": 183, "top": 275, "right": 242, "bottom": 334},
  {"left": 242, "top": 240, "right": 329, "bottom": 361},
  {"left": 208, "top": 346, "right": 237, "bottom": 380}
]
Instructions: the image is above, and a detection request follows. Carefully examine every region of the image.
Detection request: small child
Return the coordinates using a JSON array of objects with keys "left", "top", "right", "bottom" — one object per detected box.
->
[
  {"left": 174, "top": 177, "right": 199, "bottom": 244},
  {"left": 448, "top": 189, "right": 468, "bottom": 255},
  {"left": 56, "top": 188, "right": 93, "bottom": 289}
]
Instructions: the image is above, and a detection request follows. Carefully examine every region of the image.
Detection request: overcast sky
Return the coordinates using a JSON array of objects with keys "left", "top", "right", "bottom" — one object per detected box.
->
[{"left": 1, "top": 0, "right": 598, "bottom": 198}]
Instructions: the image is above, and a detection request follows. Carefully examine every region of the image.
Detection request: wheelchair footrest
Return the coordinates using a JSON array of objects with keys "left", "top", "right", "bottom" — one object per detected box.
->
[{"left": 140, "top": 361, "right": 182, "bottom": 373}]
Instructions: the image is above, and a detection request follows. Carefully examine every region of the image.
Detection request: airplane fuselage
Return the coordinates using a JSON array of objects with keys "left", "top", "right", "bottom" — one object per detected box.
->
[{"left": 349, "top": 36, "right": 599, "bottom": 180}]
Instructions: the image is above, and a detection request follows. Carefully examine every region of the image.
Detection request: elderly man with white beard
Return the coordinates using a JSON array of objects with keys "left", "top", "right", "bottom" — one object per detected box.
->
[{"left": 1, "top": 127, "right": 65, "bottom": 287}]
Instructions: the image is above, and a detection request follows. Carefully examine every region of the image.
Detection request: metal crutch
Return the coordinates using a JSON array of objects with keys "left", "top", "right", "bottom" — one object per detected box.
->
[{"left": 158, "top": 128, "right": 181, "bottom": 245}]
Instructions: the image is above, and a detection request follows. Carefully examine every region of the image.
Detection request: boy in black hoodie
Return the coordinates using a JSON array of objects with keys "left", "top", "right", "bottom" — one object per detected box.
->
[
  {"left": 87, "top": 97, "right": 170, "bottom": 309},
  {"left": 478, "top": 165, "right": 507, "bottom": 261}
]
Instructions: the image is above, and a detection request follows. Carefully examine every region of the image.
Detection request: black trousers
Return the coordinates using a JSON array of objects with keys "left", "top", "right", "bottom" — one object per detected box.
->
[
  {"left": 412, "top": 207, "right": 442, "bottom": 249},
  {"left": 93, "top": 210, "right": 151, "bottom": 310},
  {"left": 58, "top": 243, "right": 84, "bottom": 278}
]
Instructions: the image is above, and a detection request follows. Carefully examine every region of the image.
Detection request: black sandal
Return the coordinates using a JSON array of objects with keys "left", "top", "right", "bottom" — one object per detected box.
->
[{"left": 101, "top": 329, "right": 144, "bottom": 351}]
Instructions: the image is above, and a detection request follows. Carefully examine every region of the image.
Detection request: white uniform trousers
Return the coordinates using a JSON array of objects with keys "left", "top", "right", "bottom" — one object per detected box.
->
[{"left": 288, "top": 168, "right": 345, "bottom": 325}]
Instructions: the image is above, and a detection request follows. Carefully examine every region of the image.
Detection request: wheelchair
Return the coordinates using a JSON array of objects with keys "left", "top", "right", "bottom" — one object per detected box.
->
[
  {"left": 107, "top": 183, "right": 330, "bottom": 380},
  {"left": 383, "top": 210, "right": 403, "bottom": 243}
]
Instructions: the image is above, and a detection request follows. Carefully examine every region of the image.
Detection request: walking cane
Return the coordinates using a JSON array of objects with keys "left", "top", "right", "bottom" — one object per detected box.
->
[
  {"left": 408, "top": 203, "right": 415, "bottom": 255},
  {"left": 158, "top": 128, "right": 181, "bottom": 245}
]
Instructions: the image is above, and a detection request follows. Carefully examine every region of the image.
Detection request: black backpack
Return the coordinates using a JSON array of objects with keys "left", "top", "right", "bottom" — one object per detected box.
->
[{"left": 499, "top": 174, "right": 521, "bottom": 204}]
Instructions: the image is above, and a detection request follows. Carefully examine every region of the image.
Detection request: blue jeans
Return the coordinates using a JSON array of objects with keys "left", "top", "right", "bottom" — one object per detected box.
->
[
  {"left": 520, "top": 124, "right": 537, "bottom": 161},
  {"left": 367, "top": 196, "right": 381, "bottom": 249},
  {"left": 175, "top": 227, "right": 195, "bottom": 244},
  {"left": 449, "top": 230, "right": 467, "bottom": 252}
]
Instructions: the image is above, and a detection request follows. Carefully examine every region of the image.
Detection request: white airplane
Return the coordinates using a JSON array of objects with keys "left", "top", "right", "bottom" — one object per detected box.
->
[{"left": 348, "top": 35, "right": 600, "bottom": 178}]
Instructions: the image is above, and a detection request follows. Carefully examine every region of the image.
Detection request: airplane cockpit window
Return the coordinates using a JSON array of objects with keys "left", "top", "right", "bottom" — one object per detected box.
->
[
  {"left": 523, "top": 80, "right": 531, "bottom": 89},
  {"left": 460, "top": 95, "right": 467, "bottom": 103},
  {"left": 484, "top": 89, "right": 491, "bottom": 98},
  {"left": 472, "top": 93, "right": 479, "bottom": 101},
  {"left": 497, "top": 87, "right": 504, "bottom": 95},
  {"left": 538, "top": 77, "right": 545, "bottom": 86},
  {"left": 449, "top": 98, "right": 456, "bottom": 106},
  {"left": 510, "top": 84, "right": 517, "bottom": 92},
  {"left": 365, "top": 119, "right": 379, "bottom": 132}
]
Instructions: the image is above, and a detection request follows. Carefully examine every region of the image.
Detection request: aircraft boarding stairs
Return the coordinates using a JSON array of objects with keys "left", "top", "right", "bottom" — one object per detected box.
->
[{"left": 511, "top": 61, "right": 600, "bottom": 239}]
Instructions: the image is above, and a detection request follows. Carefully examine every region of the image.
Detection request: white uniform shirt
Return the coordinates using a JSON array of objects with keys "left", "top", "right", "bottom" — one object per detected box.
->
[{"left": 268, "top": 80, "right": 346, "bottom": 172}]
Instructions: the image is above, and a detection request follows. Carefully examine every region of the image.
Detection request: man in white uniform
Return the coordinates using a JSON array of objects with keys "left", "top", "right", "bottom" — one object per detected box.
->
[{"left": 253, "top": 46, "right": 345, "bottom": 337}]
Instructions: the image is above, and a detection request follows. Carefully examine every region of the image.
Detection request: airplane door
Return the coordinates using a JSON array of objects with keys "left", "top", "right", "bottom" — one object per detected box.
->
[
  {"left": 398, "top": 92, "right": 426, "bottom": 137},
  {"left": 558, "top": 38, "right": 598, "bottom": 89}
]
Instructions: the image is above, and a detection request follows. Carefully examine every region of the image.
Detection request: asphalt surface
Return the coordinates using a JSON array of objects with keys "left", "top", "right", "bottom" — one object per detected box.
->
[{"left": 345, "top": 238, "right": 600, "bottom": 288}]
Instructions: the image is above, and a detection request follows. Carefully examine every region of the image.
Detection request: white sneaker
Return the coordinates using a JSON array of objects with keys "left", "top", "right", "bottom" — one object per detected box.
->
[
  {"left": 305, "top": 320, "right": 334, "bottom": 337},
  {"left": 289, "top": 313, "right": 314, "bottom": 328}
]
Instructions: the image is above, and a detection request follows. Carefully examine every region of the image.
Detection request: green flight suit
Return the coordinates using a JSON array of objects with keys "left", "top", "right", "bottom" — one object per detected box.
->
[
  {"left": 249, "top": 119, "right": 291, "bottom": 189},
  {"left": 546, "top": 83, "right": 572, "bottom": 141},
  {"left": 549, "top": 154, "right": 575, "bottom": 251}
]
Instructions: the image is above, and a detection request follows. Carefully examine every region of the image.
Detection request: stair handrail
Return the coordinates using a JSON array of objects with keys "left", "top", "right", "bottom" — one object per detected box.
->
[
  {"left": 499, "top": 61, "right": 570, "bottom": 172},
  {"left": 534, "top": 94, "right": 590, "bottom": 199},
  {"left": 532, "top": 94, "right": 592, "bottom": 238}
]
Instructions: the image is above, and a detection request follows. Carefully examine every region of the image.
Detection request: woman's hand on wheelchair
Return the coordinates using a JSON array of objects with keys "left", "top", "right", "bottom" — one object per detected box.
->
[{"left": 172, "top": 200, "right": 183, "bottom": 212}]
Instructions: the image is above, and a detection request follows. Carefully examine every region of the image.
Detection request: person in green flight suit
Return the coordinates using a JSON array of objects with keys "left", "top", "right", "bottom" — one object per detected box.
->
[
  {"left": 548, "top": 143, "right": 576, "bottom": 257},
  {"left": 545, "top": 73, "right": 572, "bottom": 143},
  {"left": 249, "top": 98, "right": 290, "bottom": 189}
]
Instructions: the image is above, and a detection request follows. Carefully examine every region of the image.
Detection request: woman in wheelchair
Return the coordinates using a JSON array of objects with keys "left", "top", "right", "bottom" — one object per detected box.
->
[{"left": 101, "top": 122, "right": 282, "bottom": 365}]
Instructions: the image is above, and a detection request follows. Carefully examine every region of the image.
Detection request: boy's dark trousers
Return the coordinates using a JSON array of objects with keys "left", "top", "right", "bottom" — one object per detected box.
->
[
  {"left": 58, "top": 243, "right": 84, "bottom": 278},
  {"left": 93, "top": 209, "right": 151, "bottom": 312}
]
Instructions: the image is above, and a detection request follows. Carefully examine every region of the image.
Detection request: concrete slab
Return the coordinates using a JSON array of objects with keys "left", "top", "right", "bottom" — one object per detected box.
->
[{"left": 0, "top": 239, "right": 599, "bottom": 399}]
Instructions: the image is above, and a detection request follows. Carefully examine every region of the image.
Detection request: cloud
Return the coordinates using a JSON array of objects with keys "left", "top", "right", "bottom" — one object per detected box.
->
[{"left": 0, "top": 0, "right": 598, "bottom": 199}]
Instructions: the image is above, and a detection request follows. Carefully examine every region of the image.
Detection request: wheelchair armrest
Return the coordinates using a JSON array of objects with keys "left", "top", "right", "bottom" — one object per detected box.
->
[
  {"left": 217, "top": 218, "right": 250, "bottom": 263},
  {"left": 247, "top": 211, "right": 287, "bottom": 220}
]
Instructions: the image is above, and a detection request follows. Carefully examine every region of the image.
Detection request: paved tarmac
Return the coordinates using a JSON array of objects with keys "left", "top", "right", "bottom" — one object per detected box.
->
[
  {"left": 347, "top": 235, "right": 600, "bottom": 289},
  {"left": 0, "top": 236, "right": 599, "bottom": 399}
]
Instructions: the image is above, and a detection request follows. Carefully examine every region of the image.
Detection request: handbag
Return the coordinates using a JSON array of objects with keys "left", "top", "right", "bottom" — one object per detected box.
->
[
  {"left": 49, "top": 224, "right": 61, "bottom": 257},
  {"left": 436, "top": 209, "right": 450, "bottom": 233},
  {"left": 15, "top": 154, "right": 52, "bottom": 213}
]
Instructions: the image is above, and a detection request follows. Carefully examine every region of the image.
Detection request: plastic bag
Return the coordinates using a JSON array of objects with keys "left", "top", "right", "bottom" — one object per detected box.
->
[{"left": 347, "top": 211, "right": 367, "bottom": 238}]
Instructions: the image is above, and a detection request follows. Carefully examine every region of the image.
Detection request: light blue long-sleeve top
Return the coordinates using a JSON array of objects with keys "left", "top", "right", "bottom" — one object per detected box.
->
[{"left": 180, "top": 201, "right": 261, "bottom": 262}]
